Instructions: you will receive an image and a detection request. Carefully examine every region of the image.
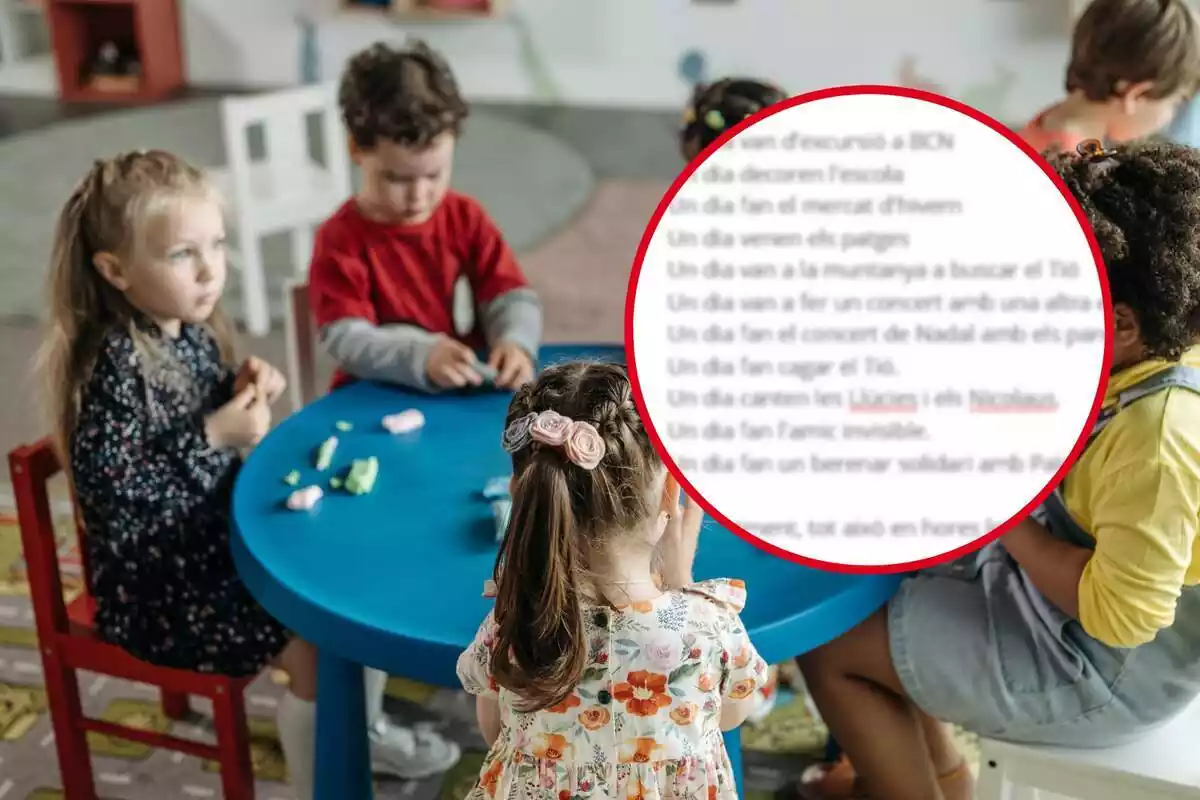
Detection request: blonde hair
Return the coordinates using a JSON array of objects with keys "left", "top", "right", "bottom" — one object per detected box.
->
[{"left": 39, "top": 149, "right": 237, "bottom": 470}]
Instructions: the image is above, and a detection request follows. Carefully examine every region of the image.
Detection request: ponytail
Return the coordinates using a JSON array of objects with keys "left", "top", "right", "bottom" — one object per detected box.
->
[
  {"left": 41, "top": 167, "right": 111, "bottom": 467},
  {"left": 490, "top": 451, "right": 588, "bottom": 712}
]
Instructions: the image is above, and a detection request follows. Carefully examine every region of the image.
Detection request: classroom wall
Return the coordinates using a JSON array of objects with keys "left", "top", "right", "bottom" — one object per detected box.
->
[{"left": 181, "top": 0, "right": 1075, "bottom": 123}]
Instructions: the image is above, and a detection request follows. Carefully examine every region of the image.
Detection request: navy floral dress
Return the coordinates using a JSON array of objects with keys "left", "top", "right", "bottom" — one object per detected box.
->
[{"left": 70, "top": 322, "right": 290, "bottom": 677}]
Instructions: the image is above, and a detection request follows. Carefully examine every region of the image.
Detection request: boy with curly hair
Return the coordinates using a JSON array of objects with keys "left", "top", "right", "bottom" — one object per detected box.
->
[
  {"left": 310, "top": 40, "right": 542, "bottom": 393},
  {"left": 1019, "top": 0, "right": 1200, "bottom": 153},
  {"left": 797, "top": 140, "right": 1200, "bottom": 799}
]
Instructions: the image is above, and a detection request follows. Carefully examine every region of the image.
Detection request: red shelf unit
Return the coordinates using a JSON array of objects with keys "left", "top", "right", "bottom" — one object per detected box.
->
[{"left": 46, "top": 0, "right": 185, "bottom": 103}]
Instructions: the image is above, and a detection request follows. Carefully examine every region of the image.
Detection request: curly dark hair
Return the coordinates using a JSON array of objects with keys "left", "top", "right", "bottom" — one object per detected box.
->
[
  {"left": 680, "top": 77, "right": 787, "bottom": 160},
  {"left": 1049, "top": 140, "right": 1200, "bottom": 360},
  {"left": 338, "top": 40, "right": 468, "bottom": 149},
  {"left": 1067, "top": 0, "right": 1200, "bottom": 101}
]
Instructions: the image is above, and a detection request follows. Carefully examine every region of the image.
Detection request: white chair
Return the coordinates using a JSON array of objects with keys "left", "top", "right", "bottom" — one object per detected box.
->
[
  {"left": 210, "top": 82, "right": 352, "bottom": 337},
  {"left": 976, "top": 698, "right": 1200, "bottom": 800},
  {"left": 284, "top": 278, "right": 319, "bottom": 413}
]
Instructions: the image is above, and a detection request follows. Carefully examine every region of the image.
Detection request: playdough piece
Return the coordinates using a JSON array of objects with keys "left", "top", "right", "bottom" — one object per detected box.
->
[
  {"left": 492, "top": 497, "right": 512, "bottom": 542},
  {"left": 330, "top": 477, "right": 343, "bottom": 490},
  {"left": 344, "top": 456, "right": 379, "bottom": 496},
  {"left": 482, "top": 476, "right": 510, "bottom": 500},
  {"left": 472, "top": 362, "right": 499, "bottom": 384},
  {"left": 315, "top": 436, "right": 338, "bottom": 471},
  {"left": 283, "top": 470, "right": 300, "bottom": 486},
  {"left": 286, "top": 485, "right": 323, "bottom": 511},
  {"left": 335, "top": 420, "right": 353, "bottom": 432},
  {"left": 382, "top": 409, "right": 425, "bottom": 434}
]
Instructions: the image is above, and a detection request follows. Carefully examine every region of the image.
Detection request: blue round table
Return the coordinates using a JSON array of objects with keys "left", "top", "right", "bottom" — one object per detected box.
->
[{"left": 231, "top": 344, "right": 901, "bottom": 798}]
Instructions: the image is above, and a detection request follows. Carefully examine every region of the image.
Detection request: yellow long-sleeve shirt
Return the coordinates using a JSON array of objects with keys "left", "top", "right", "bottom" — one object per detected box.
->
[{"left": 1065, "top": 346, "right": 1200, "bottom": 648}]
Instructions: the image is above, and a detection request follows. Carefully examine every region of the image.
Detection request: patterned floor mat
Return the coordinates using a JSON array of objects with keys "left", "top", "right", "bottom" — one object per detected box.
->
[{"left": 0, "top": 506, "right": 980, "bottom": 799}]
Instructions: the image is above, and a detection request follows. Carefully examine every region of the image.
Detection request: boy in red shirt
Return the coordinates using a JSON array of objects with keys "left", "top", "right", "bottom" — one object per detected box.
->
[
  {"left": 1017, "top": 0, "right": 1200, "bottom": 155},
  {"left": 310, "top": 40, "right": 542, "bottom": 392}
]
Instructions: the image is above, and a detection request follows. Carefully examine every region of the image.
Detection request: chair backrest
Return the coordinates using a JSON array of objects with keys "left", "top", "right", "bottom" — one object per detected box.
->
[
  {"left": 9, "top": 439, "right": 79, "bottom": 641},
  {"left": 219, "top": 81, "right": 352, "bottom": 208},
  {"left": 284, "top": 278, "right": 319, "bottom": 412}
]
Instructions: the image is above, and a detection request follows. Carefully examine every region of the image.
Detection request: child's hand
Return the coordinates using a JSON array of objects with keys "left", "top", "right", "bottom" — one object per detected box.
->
[
  {"left": 427, "top": 336, "right": 484, "bottom": 389},
  {"left": 235, "top": 357, "right": 287, "bottom": 404},
  {"left": 658, "top": 473, "right": 704, "bottom": 589},
  {"left": 488, "top": 342, "right": 534, "bottom": 389},
  {"left": 205, "top": 384, "right": 272, "bottom": 450}
]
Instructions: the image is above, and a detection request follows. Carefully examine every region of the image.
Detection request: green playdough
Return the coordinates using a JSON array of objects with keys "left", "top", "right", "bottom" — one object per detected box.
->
[
  {"left": 335, "top": 421, "right": 353, "bottom": 432},
  {"left": 330, "top": 477, "right": 343, "bottom": 490},
  {"left": 315, "top": 436, "right": 338, "bottom": 471},
  {"left": 283, "top": 470, "right": 300, "bottom": 486},
  {"left": 344, "top": 457, "right": 379, "bottom": 496}
]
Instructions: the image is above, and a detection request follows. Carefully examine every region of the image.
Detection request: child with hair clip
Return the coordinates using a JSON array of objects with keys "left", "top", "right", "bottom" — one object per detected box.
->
[
  {"left": 456, "top": 361, "right": 769, "bottom": 799},
  {"left": 40, "top": 150, "right": 459, "bottom": 800},
  {"left": 796, "top": 139, "right": 1200, "bottom": 800},
  {"left": 1018, "top": 0, "right": 1200, "bottom": 153},
  {"left": 680, "top": 77, "right": 788, "bottom": 162}
]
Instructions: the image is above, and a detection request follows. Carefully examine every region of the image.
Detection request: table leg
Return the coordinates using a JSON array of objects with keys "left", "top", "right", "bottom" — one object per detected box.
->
[
  {"left": 723, "top": 729, "right": 743, "bottom": 796},
  {"left": 316, "top": 650, "right": 373, "bottom": 800}
]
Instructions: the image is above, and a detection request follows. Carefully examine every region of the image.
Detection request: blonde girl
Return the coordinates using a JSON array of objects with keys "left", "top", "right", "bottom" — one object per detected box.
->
[{"left": 41, "top": 150, "right": 458, "bottom": 799}]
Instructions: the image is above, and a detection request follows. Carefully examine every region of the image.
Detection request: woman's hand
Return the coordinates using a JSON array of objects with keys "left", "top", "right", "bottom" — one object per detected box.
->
[{"left": 658, "top": 474, "right": 704, "bottom": 589}]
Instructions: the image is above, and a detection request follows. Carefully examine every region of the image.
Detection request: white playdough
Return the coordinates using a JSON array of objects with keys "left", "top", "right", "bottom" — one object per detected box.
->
[
  {"left": 383, "top": 409, "right": 425, "bottom": 434},
  {"left": 287, "top": 485, "right": 324, "bottom": 511}
]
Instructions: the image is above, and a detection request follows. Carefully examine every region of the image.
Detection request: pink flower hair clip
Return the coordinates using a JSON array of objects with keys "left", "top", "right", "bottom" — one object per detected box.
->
[{"left": 501, "top": 409, "right": 607, "bottom": 470}]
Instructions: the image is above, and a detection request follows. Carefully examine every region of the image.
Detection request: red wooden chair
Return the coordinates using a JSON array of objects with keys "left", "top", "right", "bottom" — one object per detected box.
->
[{"left": 10, "top": 438, "right": 257, "bottom": 799}]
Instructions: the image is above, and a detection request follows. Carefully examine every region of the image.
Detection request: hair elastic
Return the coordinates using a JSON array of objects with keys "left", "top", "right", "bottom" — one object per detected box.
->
[{"left": 1076, "top": 138, "right": 1115, "bottom": 160}]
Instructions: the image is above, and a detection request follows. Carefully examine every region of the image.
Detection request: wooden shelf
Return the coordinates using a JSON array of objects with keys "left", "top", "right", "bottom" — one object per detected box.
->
[
  {"left": 44, "top": 0, "right": 184, "bottom": 103},
  {"left": 341, "top": 0, "right": 505, "bottom": 20}
]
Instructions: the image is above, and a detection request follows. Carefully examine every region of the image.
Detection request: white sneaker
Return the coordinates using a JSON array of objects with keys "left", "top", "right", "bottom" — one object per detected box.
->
[
  {"left": 368, "top": 718, "right": 461, "bottom": 780},
  {"left": 746, "top": 688, "right": 778, "bottom": 725}
]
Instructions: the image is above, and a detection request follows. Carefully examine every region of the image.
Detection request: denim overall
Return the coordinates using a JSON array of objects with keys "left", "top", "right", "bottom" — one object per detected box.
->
[{"left": 888, "top": 366, "right": 1200, "bottom": 747}]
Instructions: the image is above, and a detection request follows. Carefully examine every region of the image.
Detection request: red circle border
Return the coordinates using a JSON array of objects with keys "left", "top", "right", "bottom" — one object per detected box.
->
[{"left": 623, "top": 83, "right": 1114, "bottom": 575}]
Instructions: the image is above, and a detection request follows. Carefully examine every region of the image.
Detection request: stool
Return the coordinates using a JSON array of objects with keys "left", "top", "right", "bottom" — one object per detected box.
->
[{"left": 977, "top": 698, "right": 1200, "bottom": 800}]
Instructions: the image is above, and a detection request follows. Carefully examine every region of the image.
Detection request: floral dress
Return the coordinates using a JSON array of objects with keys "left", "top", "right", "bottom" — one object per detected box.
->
[
  {"left": 70, "top": 322, "right": 291, "bottom": 677},
  {"left": 457, "top": 578, "right": 768, "bottom": 799}
]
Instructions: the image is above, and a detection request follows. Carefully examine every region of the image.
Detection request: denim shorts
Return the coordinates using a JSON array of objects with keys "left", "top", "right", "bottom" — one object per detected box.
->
[{"left": 887, "top": 543, "right": 1200, "bottom": 748}]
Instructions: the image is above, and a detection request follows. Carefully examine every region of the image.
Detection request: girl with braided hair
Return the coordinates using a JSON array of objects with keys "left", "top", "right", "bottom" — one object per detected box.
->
[
  {"left": 456, "top": 361, "right": 768, "bottom": 799},
  {"left": 41, "top": 150, "right": 459, "bottom": 800},
  {"left": 680, "top": 77, "right": 788, "bottom": 162},
  {"left": 797, "top": 140, "right": 1200, "bottom": 799}
]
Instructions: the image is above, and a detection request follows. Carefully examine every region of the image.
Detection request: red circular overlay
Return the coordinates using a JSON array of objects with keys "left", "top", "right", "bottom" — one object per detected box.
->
[{"left": 624, "top": 84, "right": 1112, "bottom": 574}]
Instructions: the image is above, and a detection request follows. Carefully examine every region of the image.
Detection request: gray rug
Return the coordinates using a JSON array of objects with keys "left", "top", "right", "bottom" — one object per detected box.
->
[{"left": 0, "top": 97, "right": 595, "bottom": 326}]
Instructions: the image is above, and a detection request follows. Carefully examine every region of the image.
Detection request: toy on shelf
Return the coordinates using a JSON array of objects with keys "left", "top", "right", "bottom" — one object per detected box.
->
[
  {"left": 46, "top": 0, "right": 185, "bottom": 103},
  {"left": 342, "top": 0, "right": 503, "bottom": 18},
  {"left": 84, "top": 40, "right": 142, "bottom": 93},
  {"left": 419, "top": 0, "right": 494, "bottom": 11}
]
